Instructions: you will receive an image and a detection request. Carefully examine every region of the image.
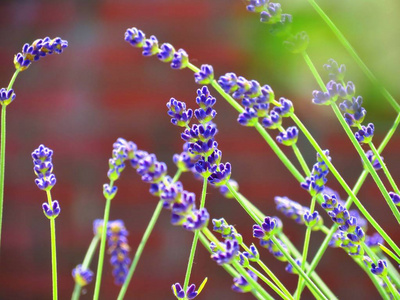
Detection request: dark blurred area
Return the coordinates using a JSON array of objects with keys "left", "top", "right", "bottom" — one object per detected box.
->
[{"left": 0, "top": 0, "right": 399, "bottom": 299}]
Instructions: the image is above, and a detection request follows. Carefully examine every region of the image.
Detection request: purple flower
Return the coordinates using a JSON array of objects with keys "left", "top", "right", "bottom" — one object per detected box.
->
[
  {"left": 371, "top": 260, "right": 388, "bottom": 277},
  {"left": 124, "top": 27, "right": 146, "bottom": 47},
  {"left": 72, "top": 265, "right": 94, "bottom": 287},
  {"left": 232, "top": 270, "right": 258, "bottom": 293},
  {"left": 181, "top": 124, "right": 217, "bottom": 143},
  {"left": 171, "top": 49, "right": 189, "bottom": 69},
  {"left": 339, "top": 96, "right": 366, "bottom": 127},
  {"left": 32, "top": 144, "right": 57, "bottom": 191},
  {"left": 171, "top": 283, "right": 200, "bottom": 299},
  {"left": 328, "top": 204, "right": 350, "bottom": 226},
  {"left": 389, "top": 192, "right": 400, "bottom": 206},
  {"left": 246, "top": 0, "right": 268, "bottom": 13},
  {"left": 260, "top": 3, "right": 282, "bottom": 24},
  {"left": 218, "top": 73, "right": 238, "bottom": 94},
  {"left": 219, "top": 179, "right": 239, "bottom": 199},
  {"left": 194, "top": 64, "right": 214, "bottom": 85},
  {"left": 346, "top": 226, "right": 365, "bottom": 243},
  {"left": 262, "top": 110, "right": 282, "bottom": 129},
  {"left": 355, "top": 123, "right": 374, "bottom": 144},
  {"left": 324, "top": 59, "right": 346, "bottom": 82},
  {"left": 276, "top": 126, "right": 299, "bottom": 146},
  {"left": 158, "top": 43, "right": 175, "bottom": 62},
  {"left": 303, "top": 211, "right": 321, "bottom": 229},
  {"left": 275, "top": 196, "right": 308, "bottom": 224},
  {"left": 337, "top": 81, "right": 356, "bottom": 99},
  {"left": 0, "top": 88, "right": 16, "bottom": 106},
  {"left": 285, "top": 259, "right": 301, "bottom": 274},
  {"left": 253, "top": 217, "right": 278, "bottom": 240},
  {"left": 183, "top": 208, "right": 209, "bottom": 231},
  {"left": 238, "top": 107, "right": 259, "bottom": 126},
  {"left": 142, "top": 36, "right": 159, "bottom": 56},
  {"left": 211, "top": 239, "right": 239, "bottom": 265},
  {"left": 364, "top": 150, "right": 383, "bottom": 170},
  {"left": 208, "top": 163, "right": 232, "bottom": 186},
  {"left": 301, "top": 150, "right": 330, "bottom": 196},
  {"left": 243, "top": 244, "right": 260, "bottom": 262},
  {"left": 321, "top": 194, "right": 339, "bottom": 211},
  {"left": 42, "top": 200, "right": 61, "bottom": 219},
  {"left": 167, "top": 98, "right": 193, "bottom": 127}
]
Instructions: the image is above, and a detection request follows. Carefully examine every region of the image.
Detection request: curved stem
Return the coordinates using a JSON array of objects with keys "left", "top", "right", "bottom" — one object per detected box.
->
[
  {"left": 306, "top": 0, "right": 400, "bottom": 112},
  {"left": 71, "top": 235, "right": 100, "bottom": 300}
]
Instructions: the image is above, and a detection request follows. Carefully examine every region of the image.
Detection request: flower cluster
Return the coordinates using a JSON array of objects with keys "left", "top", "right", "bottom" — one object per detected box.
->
[
  {"left": 275, "top": 196, "right": 323, "bottom": 230},
  {"left": 31, "top": 145, "right": 60, "bottom": 219},
  {"left": 169, "top": 87, "right": 232, "bottom": 187},
  {"left": 93, "top": 219, "right": 131, "bottom": 285},
  {"left": 171, "top": 283, "right": 200, "bottom": 300},
  {"left": 125, "top": 27, "right": 188, "bottom": 69},
  {"left": 322, "top": 194, "right": 366, "bottom": 257},
  {"left": 232, "top": 270, "right": 258, "bottom": 293},
  {"left": 364, "top": 150, "right": 383, "bottom": 171},
  {"left": 218, "top": 73, "right": 298, "bottom": 146},
  {"left": 301, "top": 150, "right": 330, "bottom": 196},
  {"left": 14, "top": 37, "right": 68, "bottom": 71},
  {"left": 210, "top": 239, "right": 240, "bottom": 265}
]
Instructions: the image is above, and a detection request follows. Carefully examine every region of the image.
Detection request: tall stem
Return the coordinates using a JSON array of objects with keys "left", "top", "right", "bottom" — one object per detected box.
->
[{"left": 46, "top": 190, "right": 58, "bottom": 300}]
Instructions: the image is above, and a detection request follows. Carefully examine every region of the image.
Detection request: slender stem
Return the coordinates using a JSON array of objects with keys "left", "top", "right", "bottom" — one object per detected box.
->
[
  {"left": 182, "top": 177, "right": 208, "bottom": 294},
  {"left": 247, "top": 265, "right": 293, "bottom": 300},
  {"left": 72, "top": 235, "right": 101, "bottom": 300},
  {"left": 46, "top": 190, "right": 58, "bottom": 300},
  {"left": 306, "top": 0, "right": 400, "bottom": 112},
  {"left": 296, "top": 195, "right": 317, "bottom": 299},
  {"left": 0, "top": 105, "right": 6, "bottom": 249},
  {"left": 117, "top": 200, "right": 164, "bottom": 300},
  {"left": 367, "top": 141, "right": 399, "bottom": 194},
  {"left": 378, "top": 113, "right": 400, "bottom": 153},
  {"left": 292, "top": 144, "right": 311, "bottom": 177},
  {"left": 241, "top": 243, "right": 293, "bottom": 299},
  {"left": 231, "top": 260, "right": 274, "bottom": 300},
  {"left": 330, "top": 102, "right": 400, "bottom": 224},
  {"left": 270, "top": 235, "right": 327, "bottom": 300},
  {"left": 0, "top": 69, "right": 20, "bottom": 249},
  {"left": 93, "top": 187, "right": 113, "bottom": 300}
]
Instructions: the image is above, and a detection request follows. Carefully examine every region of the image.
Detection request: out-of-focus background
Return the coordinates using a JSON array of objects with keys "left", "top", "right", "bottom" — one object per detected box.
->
[{"left": 0, "top": 0, "right": 399, "bottom": 299}]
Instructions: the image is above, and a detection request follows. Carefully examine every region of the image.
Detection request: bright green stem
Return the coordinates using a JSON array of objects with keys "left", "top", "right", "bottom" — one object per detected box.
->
[
  {"left": 296, "top": 195, "right": 317, "bottom": 300},
  {"left": 330, "top": 102, "right": 400, "bottom": 224},
  {"left": 291, "top": 109, "right": 400, "bottom": 257},
  {"left": 0, "top": 105, "right": 6, "bottom": 249},
  {"left": 182, "top": 177, "right": 208, "bottom": 294},
  {"left": 117, "top": 200, "right": 164, "bottom": 300},
  {"left": 247, "top": 265, "right": 293, "bottom": 300},
  {"left": 269, "top": 235, "right": 327, "bottom": 300},
  {"left": 306, "top": 0, "right": 400, "bottom": 113},
  {"left": 93, "top": 182, "right": 113, "bottom": 300},
  {"left": 231, "top": 260, "right": 274, "bottom": 300},
  {"left": 367, "top": 141, "right": 399, "bottom": 194},
  {"left": 292, "top": 144, "right": 311, "bottom": 177},
  {"left": 72, "top": 235, "right": 101, "bottom": 300},
  {"left": 241, "top": 243, "right": 293, "bottom": 299},
  {"left": 0, "top": 69, "right": 20, "bottom": 249},
  {"left": 378, "top": 113, "right": 400, "bottom": 153},
  {"left": 46, "top": 190, "right": 58, "bottom": 300}
]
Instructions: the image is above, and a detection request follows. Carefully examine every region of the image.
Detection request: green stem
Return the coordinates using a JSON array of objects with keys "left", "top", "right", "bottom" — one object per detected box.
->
[
  {"left": 117, "top": 200, "right": 164, "bottom": 300},
  {"left": 356, "top": 258, "right": 391, "bottom": 300},
  {"left": 292, "top": 144, "right": 311, "bottom": 177},
  {"left": 46, "top": 190, "right": 58, "bottom": 300},
  {"left": 296, "top": 195, "right": 317, "bottom": 299},
  {"left": 330, "top": 102, "right": 400, "bottom": 224},
  {"left": 306, "top": 0, "right": 400, "bottom": 113},
  {"left": 72, "top": 235, "right": 100, "bottom": 300},
  {"left": 241, "top": 243, "right": 293, "bottom": 299},
  {"left": 270, "top": 235, "right": 327, "bottom": 300},
  {"left": 247, "top": 265, "right": 293, "bottom": 300},
  {"left": 182, "top": 177, "right": 208, "bottom": 294},
  {"left": 231, "top": 260, "right": 274, "bottom": 300},
  {"left": 367, "top": 141, "right": 399, "bottom": 194},
  {"left": 0, "top": 69, "right": 20, "bottom": 248},
  {"left": 93, "top": 186, "right": 113, "bottom": 300},
  {"left": 0, "top": 105, "right": 6, "bottom": 249}
]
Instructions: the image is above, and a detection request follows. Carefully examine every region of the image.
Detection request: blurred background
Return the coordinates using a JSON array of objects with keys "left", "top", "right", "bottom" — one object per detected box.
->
[{"left": 0, "top": 0, "right": 399, "bottom": 299}]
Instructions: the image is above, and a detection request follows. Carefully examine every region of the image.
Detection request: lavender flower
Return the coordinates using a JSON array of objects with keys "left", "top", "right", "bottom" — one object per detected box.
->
[
  {"left": 124, "top": 27, "right": 146, "bottom": 47},
  {"left": 218, "top": 73, "right": 239, "bottom": 94},
  {"left": 364, "top": 150, "right": 383, "bottom": 170},
  {"left": 246, "top": 0, "right": 268, "bottom": 13},
  {"left": 172, "top": 281, "right": 207, "bottom": 300},
  {"left": 355, "top": 123, "right": 374, "bottom": 144},
  {"left": 232, "top": 270, "right": 258, "bottom": 293},
  {"left": 182, "top": 208, "right": 210, "bottom": 231},
  {"left": 260, "top": 3, "right": 282, "bottom": 24},
  {"left": 32, "top": 144, "right": 56, "bottom": 191},
  {"left": 339, "top": 96, "right": 366, "bottom": 127},
  {"left": 285, "top": 259, "right": 301, "bottom": 274},
  {"left": 301, "top": 150, "right": 330, "bottom": 195},
  {"left": 0, "top": 88, "right": 16, "bottom": 106},
  {"left": 72, "top": 265, "right": 94, "bottom": 286},
  {"left": 259, "top": 238, "right": 288, "bottom": 262},
  {"left": 219, "top": 179, "right": 239, "bottom": 199},
  {"left": 158, "top": 43, "right": 176, "bottom": 62},
  {"left": 371, "top": 260, "right": 388, "bottom": 277},
  {"left": 42, "top": 200, "right": 61, "bottom": 219},
  {"left": 14, "top": 37, "right": 68, "bottom": 71},
  {"left": 262, "top": 110, "right": 282, "bottom": 129},
  {"left": 171, "top": 49, "right": 189, "bottom": 69},
  {"left": 324, "top": 59, "right": 346, "bottom": 82},
  {"left": 276, "top": 126, "right": 299, "bottom": 146},
  {"left": 211, "top": 239, "right": 240, "bottom": 265},
  {"left": 389, "top": 192, "right": 400, "bottom": 206},
  {"left": 142, "top": 36, "right": 159, "bottom": 56},
  {"left": 194, "top": 64, "right": 214, "bottom": 85},
  {"left": 167, "top": 98, "right": 193, "bottom": 127},
  {"left": 107, "top": 220, "right": 131, "bottom": 285},
  {"left": 208, "top": 163, "right": 232, "bottom": 186},
  {"left": 253, "top": 217, "right": 279, "bottom": 241}
]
